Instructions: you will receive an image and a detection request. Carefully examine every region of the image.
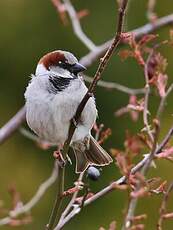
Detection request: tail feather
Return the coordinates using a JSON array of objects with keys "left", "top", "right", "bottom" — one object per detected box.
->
[
  {"left": 73, "top": 136, "right": 113, "bottom": 173},
  {"left": 73, "top": 148, "right": 90, "bottom": 173},
  {"left": 86, "top": 136, "right": 113, "bottom": 165}
]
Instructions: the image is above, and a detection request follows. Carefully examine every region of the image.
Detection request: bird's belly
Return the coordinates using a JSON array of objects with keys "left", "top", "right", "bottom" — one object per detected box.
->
[
  {"left": 26, "top": 99, "right": 70, "bottom": 145},
  {"left": 25, "top": 79, "right": 96, "bottom": 145}
]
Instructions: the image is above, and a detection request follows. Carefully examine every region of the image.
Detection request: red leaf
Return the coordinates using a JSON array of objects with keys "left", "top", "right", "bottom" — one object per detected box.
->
[
  {"left": 119, "top": 49, "right": 134, "bottom": 61},
  {"left": 156, "top": 74, "right": 168, "bottom": 98}
]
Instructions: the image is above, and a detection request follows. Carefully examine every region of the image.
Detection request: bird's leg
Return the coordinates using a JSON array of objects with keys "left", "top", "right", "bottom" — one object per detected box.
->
[{"left": 53, "top": 145, "right": 66, "bottom": 168}]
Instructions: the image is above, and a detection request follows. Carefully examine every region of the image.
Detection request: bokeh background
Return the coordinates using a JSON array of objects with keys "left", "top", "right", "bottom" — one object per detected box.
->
[{"left": 1, "top": 0, "right": 173, "bottom": 229}]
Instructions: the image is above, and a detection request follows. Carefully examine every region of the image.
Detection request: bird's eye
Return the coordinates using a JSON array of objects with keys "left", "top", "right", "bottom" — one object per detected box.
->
[{"left": 58, "top": 61, "right": 62, "bottom": 64}]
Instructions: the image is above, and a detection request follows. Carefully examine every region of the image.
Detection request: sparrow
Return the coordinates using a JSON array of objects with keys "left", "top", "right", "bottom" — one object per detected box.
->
[{"left": 24, "top": 50, "right": 112, "bottom": 173}]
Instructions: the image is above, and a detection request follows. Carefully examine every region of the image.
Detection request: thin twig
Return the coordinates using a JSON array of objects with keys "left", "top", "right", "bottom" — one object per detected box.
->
[
  {"left": 0, "top": 162, "right": 58, "bottom": 226},
  {"left": 157, "top": 181, "right": 173, "bottom": 230},
  {"left": 122, "top": 197, "right": 138, "bottom": 230},
  {"left": 84, "top": 75, "right": 145, "bottom": 95},
  {"left": 62, "top": 0, "right": 97, "bottom": 51},
  {"left": 147, "top": 0, "right": 157, "bottom": 22},
  {"left": 50, "top": 0, "right": 69, "bottom": 25},
  {"left": 156, "top": 83, "right": 173, "bottom": 120},
  {"left": 46, "top": 163, "right": 65, "bottom": 230},
  {"left": 57, "top": 172, "right": 84, "bottom": 229},
  {"left": 141, "top": 120, "right": 160, "bottom": 175},
  {"left": 143, "top": 51, "right": 154, "bottom": 143}
]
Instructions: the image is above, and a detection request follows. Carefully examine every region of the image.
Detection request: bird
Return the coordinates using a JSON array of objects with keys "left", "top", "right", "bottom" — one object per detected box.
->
[{"left": 24, "top": 50, "right": 112, "bottom": 173}]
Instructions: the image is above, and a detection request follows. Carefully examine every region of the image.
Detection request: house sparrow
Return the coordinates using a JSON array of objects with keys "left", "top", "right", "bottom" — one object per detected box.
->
[{"left": 24, "top": 50, "right": 112, "bottom": 173}]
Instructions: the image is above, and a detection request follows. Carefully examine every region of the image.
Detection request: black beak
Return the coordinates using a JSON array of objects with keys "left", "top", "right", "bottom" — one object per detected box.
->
[{"left": 70, "top": 63, "right": 86, "bottom": 75}]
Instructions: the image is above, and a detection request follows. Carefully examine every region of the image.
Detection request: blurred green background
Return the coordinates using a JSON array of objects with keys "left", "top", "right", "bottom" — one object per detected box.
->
[{"left": 1, "top": 0, "right": 173, "bottom": 229}]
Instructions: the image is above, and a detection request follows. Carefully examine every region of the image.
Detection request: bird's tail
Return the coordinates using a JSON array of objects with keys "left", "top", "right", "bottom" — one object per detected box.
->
[{"left": 72, "top": 136, "right": 113, "bottom": 173}]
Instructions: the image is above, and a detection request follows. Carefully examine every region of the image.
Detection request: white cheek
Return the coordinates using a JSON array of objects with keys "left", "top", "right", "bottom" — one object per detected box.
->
[
  {"left": 35, "top": 64, "right": 49, "bottom": 76},
  {"left": 50, "top": 66, "right": 73, "bottom": 79}
]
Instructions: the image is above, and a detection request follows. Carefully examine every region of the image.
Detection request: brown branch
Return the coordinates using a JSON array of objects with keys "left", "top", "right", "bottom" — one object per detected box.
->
[{"left": 84, "top": 75, "right": 145, "bottom": 95}]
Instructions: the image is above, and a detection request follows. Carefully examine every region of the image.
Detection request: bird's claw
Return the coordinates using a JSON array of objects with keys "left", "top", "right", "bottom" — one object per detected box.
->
[{"left": 53, "top": 150, "right": 66, "bottom": 168}]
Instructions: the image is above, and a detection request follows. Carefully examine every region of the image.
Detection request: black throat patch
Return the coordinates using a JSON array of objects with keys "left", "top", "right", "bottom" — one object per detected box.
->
[{"left": 48, "top": 75, "right": 75, "bottom": 93}]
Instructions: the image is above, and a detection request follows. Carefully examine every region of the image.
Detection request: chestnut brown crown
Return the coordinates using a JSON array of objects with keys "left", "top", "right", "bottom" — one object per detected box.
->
[{"left": 38, "top": 50, "right": 86, "bottom": 75}]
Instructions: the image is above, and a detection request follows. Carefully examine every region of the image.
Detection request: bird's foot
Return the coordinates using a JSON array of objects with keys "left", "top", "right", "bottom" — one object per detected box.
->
[{"left": 53, "top": 150, "right": 66, "bottom": 168}]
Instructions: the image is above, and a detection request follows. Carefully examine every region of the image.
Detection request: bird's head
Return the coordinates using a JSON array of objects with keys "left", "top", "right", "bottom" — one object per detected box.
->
[{"left": 35, "top": 50, "right": 86, "bottom": 78}]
